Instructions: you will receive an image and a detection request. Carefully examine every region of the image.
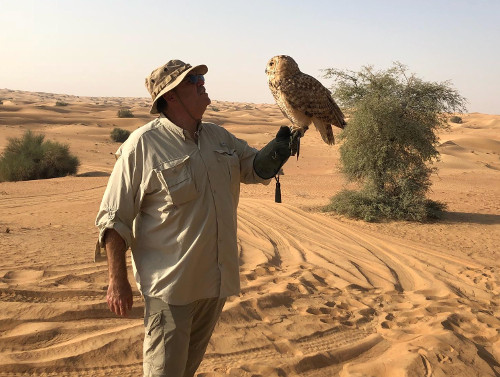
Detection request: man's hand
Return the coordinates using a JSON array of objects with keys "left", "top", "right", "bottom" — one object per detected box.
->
[{"left": 107, "top": 276, "right": 133, "bottom": 317}]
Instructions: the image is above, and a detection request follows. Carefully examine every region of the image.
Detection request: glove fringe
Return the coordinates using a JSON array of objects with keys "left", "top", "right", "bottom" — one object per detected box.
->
[{"left": 275, "top": 175, "right": 282, "bottom": 203}]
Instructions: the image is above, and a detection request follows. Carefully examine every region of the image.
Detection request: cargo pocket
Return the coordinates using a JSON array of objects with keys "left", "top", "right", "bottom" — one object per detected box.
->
[
  {"left": 143, "top": 311, "right": 165, "bottom": 373},
  {"left": 154, "top": 156, "right": 198, "bottom": 209}
]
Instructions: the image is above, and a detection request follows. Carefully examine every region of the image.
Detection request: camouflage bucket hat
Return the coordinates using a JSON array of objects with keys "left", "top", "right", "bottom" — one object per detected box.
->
[{"left": 145, "top": 59, "right": 208, "bottom": 114}]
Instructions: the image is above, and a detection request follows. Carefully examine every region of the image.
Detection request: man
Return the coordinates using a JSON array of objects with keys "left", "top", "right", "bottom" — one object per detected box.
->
[{"left": 95, "top": 59, "right": 290, "bottom": 377}]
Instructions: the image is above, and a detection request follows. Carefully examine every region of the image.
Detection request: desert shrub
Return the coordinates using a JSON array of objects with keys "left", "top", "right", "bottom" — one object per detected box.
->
[
  {"left": 321, "top": 62, "right": 466, "bottom": 222},
  {"left": 323, "top": 189, "right": 447, "bottom": 222},
  {"left": 322, "top": 190, "right": 379, "bottom": 222},
  {"left": 56, "top": 100, "right": 69, "bottom": 106},
  {"left": 110, "top": 127, "right": 130, "bottom": 143},
  {"left": 117, "top": 108, "right": 134, "bottom": 118},
  {"left": 0, "top": 130, "right": 79, "bottom": 182},
  {"left": 209, "top": 105, "right": 220, "bottom": 112},
  {"left": 449, "top": 115, "right": 462, "bottom": 124}
]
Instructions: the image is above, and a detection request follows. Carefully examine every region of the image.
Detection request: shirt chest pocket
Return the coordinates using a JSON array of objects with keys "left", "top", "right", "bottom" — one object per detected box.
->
[
  {"left": 214, "top": 147, "right": 240, "bottom": 186},
  {"left": 154, "top": 156, "right": 198, "bottom": 208}
]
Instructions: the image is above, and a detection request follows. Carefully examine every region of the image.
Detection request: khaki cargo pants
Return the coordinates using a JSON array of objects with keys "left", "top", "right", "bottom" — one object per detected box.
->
[{"left": 143, "top": 296, "right": 226, "bottom": 377}]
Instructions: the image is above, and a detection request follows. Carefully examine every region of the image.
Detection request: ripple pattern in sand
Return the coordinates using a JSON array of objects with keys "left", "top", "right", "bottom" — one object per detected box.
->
[{"left": 0, "top": 198, "right": 499, "bottom": 376}]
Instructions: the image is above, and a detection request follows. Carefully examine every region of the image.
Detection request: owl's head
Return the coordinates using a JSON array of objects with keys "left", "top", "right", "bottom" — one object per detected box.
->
[{"left": 265, "top": 55, "right": 300, "bottom": 82}]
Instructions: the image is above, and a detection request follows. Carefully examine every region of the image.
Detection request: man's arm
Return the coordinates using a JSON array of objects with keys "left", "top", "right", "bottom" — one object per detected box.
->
[{"left": 104, "top": 228, "right": 133, "bottom": 317}]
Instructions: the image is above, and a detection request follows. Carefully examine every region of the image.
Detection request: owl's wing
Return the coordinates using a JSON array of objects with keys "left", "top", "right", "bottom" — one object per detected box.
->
[{"left": 280, "top": 74, "right": 346, "bottom": 130}]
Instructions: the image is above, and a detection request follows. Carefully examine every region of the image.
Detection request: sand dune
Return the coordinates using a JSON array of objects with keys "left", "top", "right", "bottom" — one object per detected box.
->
[{"left": 0, "top": 89, "right": 499, "bottom": 376}]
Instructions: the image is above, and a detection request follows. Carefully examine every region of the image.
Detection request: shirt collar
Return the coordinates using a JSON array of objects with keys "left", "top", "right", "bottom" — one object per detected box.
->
[{"left": 158, "top": 113, "right": 204, "bottom": 141}]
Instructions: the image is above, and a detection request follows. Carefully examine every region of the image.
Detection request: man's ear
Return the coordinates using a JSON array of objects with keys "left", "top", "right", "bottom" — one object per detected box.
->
[{"left": 163, "top": 91, "right": 176, "bottom": 102}]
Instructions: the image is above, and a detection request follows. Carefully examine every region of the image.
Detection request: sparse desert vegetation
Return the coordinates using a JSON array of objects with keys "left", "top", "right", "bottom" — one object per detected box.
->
[
  {"left": 450, "top": 115, "right": 463, "bottom": 123},
  {"left": 0, "top": 130, "right": 80, "bottom": 182},
  {"left": 117, "top": 108, "right": 134, "bottom": 118},
  {"left": 110, "top": 127, "right": 131, "bottom": 142}
]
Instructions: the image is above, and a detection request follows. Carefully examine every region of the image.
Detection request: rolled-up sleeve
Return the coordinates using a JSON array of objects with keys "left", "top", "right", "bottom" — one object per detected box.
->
[
  {"left": 231, "top": 135, "right": 271, "bottom": 185},
  {"left": 95, "top": 144, "right": 144, "bottom": 249}
]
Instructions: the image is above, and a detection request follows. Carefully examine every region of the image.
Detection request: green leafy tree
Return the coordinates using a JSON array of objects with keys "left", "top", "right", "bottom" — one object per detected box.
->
[
  {"left": 322, "top": 62, "right": 467, "bottom": 222},
  {"left": 0, "top": 131, "right": 80, "bottom": 182}
]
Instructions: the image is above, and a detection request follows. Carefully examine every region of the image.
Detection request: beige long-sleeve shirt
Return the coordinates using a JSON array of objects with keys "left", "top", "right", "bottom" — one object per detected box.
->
[{"left": 96, "top": 114, "right": 269, "bottom": 305}]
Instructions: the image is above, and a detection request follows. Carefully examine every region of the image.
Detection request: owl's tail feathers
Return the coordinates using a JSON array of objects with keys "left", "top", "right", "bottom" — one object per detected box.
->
[
  {"left": 323, "top": 125, "right": 335, "bottom": 145},
  {"left": 329, "top": 98, "right": 347, "bottom": 129},
  {"left": 312, "top": 118, "right": 335, "bottom": 145}
]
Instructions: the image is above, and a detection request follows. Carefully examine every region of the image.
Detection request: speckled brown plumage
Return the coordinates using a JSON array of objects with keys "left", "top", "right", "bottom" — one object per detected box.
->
[{"left": 266, "top": 55, "right": 346, "bottom": 145}]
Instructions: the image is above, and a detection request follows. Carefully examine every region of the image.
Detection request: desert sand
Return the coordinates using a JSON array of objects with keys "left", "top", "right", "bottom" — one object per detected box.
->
[{"left": 0, "top": 88, "right": 499, "bottom": 377}]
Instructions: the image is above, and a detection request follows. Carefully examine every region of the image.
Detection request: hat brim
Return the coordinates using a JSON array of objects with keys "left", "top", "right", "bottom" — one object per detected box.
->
[{"left": 149, "top": 64, "right": 208, "bottom": 114}]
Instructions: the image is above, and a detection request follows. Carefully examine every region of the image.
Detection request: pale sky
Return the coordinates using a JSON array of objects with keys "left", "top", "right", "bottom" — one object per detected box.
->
[{"left": 1, "top": 0, "right": 499, "bottom": 114}]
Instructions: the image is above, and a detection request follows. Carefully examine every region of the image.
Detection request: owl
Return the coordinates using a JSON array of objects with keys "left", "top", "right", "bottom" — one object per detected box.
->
[{"left": 265, "top": 55, "right": 346, "bottom": 155}]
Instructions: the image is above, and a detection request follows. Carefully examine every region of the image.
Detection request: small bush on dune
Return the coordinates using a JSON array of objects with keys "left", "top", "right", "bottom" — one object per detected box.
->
[
  {"left": 38, "top": 141, "right": 80, "bottom": 179},
  {"left": 0, "top": 131, "right": 80, "bottom": 182},
  {"left": 110, "top": 128, "right": 130, "bottom": 143},
  {"left": 56, "top": 100, "right": 69, "bottom": 106},
  {"left": 449, "top": 115, "right": 462, "bottom": 124},
  {"left": 117, "top": 108, "right": 134, "bottom": 118}
]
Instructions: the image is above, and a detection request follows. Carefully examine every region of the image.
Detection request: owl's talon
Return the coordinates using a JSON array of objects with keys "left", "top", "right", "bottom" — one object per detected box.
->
[{"left": 290, "top": 130, "right": 301, "bottom": 158}]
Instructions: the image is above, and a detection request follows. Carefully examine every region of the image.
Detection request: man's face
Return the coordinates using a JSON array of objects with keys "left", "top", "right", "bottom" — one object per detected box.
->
[{"left": 173, "top": 71, "right": 211, "bottom": 119}]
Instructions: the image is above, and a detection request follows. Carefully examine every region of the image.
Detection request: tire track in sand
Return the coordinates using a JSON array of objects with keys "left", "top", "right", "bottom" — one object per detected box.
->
[{"left": 0, "top": 198, "right": 495, "bottom": 376}]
